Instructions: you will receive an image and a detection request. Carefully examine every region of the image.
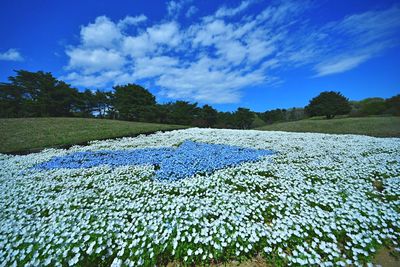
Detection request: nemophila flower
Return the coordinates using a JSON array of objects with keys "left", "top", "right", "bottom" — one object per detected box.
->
[
  {"left": 187, "top": 249, "right": 193, "bottom": 256},
  {"left": 33, "top": 140, "right": 273, "bottom": 182},
  {"left": 0, "top": 128, "right": 399, "bottom": 266}
]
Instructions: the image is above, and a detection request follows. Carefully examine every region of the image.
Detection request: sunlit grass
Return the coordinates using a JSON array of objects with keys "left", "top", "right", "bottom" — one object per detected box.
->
[
  {"left": 257, "top": 116, "right": 400, "bottom": 137},
  {"left": 0, "top": 117, "right": 187, "bottom": 153}
]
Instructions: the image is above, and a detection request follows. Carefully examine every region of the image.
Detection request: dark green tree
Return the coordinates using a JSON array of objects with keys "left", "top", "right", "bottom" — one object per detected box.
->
[
  {"left": 215, "top": 112, "right": 235, "bottom": 128},
  {"left": 385, "top": 94, "right": 400, "bottom": 116},
  {"left": 161, "top": 101, "right": 199, "bottom": 125},
  {"left": 287, "top": 107, "right": 306, "bottom": 121},
  {"left": 113, "top": 84, "right": 156, "bottom": 121},
  {"left": 93, "top": 90, "right": 113, "bottom": 118},
  {"left": 233, "top": 107, "right": 254, "bottom": 129},
  {"left": 360, "top": 100, "right": 386, "bottom": 115},
  {"left": 153, "top": 104, "right": 169, "bottom": 123},
  {"left": 0, "top": 70, "right": 77, "bottom": 117},
  {"left": 305, "top": 91, "right": 351, "bottom": 119},
  {"left": 261, "top": 109, "right": 287, "bottom": 124},
  {"left": 0, "top": 82, "right": 25, "bottom": 117},
  {"left": 195, "top": 104, "right": 218, "bottom": 127},
  {"left": 73, "top": 89, "right": 95, "bottom": 117},
  {"left": 348, "top": 97, "right": 386, "bottom": 116}
]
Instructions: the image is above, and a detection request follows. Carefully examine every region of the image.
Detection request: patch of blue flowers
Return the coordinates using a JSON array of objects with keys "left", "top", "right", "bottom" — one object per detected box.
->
[
  {"left": 35, "top": 141, "right": 274, "bottom": 181},
  {"left": 154, "top": 141, "right": 273, "bottom": 181},
  {"left": 35, "top": 147, "right": 175, "bottom": 170}
]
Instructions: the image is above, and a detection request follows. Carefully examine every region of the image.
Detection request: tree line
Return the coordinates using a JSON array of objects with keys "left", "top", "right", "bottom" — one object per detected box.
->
[
  {"left": 260, "top": 91, "right": 399, "bottom": 123},
  {"left": 1, "top": 70, "right": 399, "bottom": 127},
  {"left": 0, "top": 70, "right": 255, "bottom": 129}
]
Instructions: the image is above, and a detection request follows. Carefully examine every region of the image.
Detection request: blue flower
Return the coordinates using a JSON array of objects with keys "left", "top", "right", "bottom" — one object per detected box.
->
[{"left": 34, "top": 141, "right": 274, "bottom": 182}]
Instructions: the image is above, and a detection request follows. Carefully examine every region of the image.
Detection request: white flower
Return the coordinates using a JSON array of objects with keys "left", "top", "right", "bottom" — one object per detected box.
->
[
  {"left": 264, "top": 247, "right": 272, "bottom": 253},
  {"left": 0, "top": 128, "right": 399, "bottom": 266},
  {"left": 110, "top": 257, "right": 122, "bottom": 267},
  {"left": 68, "top": 254, "right": 80, "bottom": 266},
  {"left": 187, "top": 249, "right": 193, "bottom": 256}
]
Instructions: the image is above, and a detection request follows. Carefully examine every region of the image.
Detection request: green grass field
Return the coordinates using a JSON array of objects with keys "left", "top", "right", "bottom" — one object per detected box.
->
[
  {"left": 0, "top": 117, "right": 186, "bottom": 154},
  {"left": 256, "top": 116, "right": 400, "bottom": 137},
  {"left": 2, "top": 116, "right": 398, "bottom": 154}
]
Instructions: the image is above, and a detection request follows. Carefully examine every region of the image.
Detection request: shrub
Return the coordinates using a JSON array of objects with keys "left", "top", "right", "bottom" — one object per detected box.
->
[{"left": 385, "top": 94, "right": 400, "bottom": 116}]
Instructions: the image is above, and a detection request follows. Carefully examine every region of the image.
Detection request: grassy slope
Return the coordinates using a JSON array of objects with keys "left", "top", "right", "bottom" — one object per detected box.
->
[
  {"left": 0, "top": 117, "right": 187, "bottom": 153},
  {"left": 256, "top": 116, "right": 400, "bottom": 137}
]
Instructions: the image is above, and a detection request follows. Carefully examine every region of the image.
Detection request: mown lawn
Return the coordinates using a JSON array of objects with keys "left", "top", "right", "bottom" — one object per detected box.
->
[
  {"left": 0, "top": 117, "right": 187, "bottom": 154},
  {"left": 256, "top": 116, "right": 400, "bottom": 137}
]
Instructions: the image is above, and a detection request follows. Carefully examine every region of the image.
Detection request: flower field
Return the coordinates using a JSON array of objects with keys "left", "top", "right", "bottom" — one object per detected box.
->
[{"left": 0, "top": 128, "right": 399, "bottom": 266}]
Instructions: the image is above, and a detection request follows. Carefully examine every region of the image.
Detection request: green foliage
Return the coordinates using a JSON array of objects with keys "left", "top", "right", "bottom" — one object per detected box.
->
[
  {"left": 288, "top": 107, "right": 306, "bottom": 121},
  {"left": 350, "top": 97, "right": 386, "bottom": 116},
  {"left": 196, "top": 104, "right": 218, "bottom": 127},
  {"left": 1, "top": 69, "right": 398, "bottom": 132},
  {"left": 361, "top": 101, "right": 387, "bottom": 115},
  {"left": 261, "top": 109, "right": 287, "bottom": 124},
  {"left": 0, "top": 70, "right": 77, "bottom": 117},
  {"left": 385, "top": 94, "right": 400, "bottom": 116},
  {"left": 305, "top": 91, "right": 351, "bottom": 119},
  {"left": 350, "top": 95, "right": 400, "bottom": 117},
  {"left": 160, "top": 101, "right": 200, "bottom": 125},
  {"left": 72, "top": 89, "right": 114, "bottom": 118},
  {"left": 260, "top": 108, "right": 306, "bottom": 125},
  {"left": 215, "top": 112, "right": 236, "bottom": 128},
  {"left": 113, "top": 84, "right": 156, "bottom": 121},
  {"left": 250, "top": 114, "right": 267, "bottom": 128},
  {"left": 358, "top": 97, "right": 385, "bottom": 106},
  {"left": 233, "top": 108, "right": 254, "bottom": 129}
]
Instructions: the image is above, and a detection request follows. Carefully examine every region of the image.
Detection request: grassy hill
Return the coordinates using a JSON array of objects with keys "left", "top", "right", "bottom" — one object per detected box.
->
[
  {"left": 256, "top": 116, "right": 400, "bottom": 137},
  {"left": 2, "top": 116, "right": 398, "bottom": 154},
  {"left": 0, "top": 117, "right": 187, "bottom": 154}
]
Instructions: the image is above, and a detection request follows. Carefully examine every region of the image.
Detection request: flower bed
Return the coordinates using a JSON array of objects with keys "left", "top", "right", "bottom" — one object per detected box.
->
[
  {"left": 0, "top": 128, "right": 399, "bottom": 266},
  {"left": 34, "top": 140, "right": 274, "bottom": 182}
]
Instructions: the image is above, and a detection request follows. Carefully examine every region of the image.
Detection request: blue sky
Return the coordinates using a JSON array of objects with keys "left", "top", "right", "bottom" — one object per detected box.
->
[{"left": 1, "top": 0, "right": 399, "bottom": 111}]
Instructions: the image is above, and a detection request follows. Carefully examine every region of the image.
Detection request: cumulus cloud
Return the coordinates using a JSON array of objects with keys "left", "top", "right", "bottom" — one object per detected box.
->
[
  {"left": 62, "top": 71, "right": 122, "bottom": 88},
  {"left": 147, "top": 22, "right": 181, "bottom": 45},
  {"left": 62, "top": 1, "right": 400, "bottom": 103},
  {"left": 80, "top": 16, "right": 122, "bottom": 48},
  {"left": 0, "top": 48, "right": 23, "bottom": 61},
  {"left": 66, "top": 48, "right": 125, "bottom": 74}
]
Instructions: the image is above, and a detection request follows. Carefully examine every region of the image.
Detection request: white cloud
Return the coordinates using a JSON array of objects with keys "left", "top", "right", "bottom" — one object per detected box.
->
[
  {"left": 133, "top": 56, "right": 180, "bottom": 79},
  {"left": 215, "top": 0, "right": 253, "bottom": 18},
  {"left": 117, "top": 14, "right": 147, "bottom": 28},
  {"left": 215, "top": 40, "right": 247, "bottom": 65},
  {"left": 185, "top": 6, "right": 198, "bottom": 18},
  {"left": 122, "top": 34, "right": 154, "bottom": 58},
  {"left": 167, "top": 1, "right": 181, "bottom": 17},
  {"left": 80, "top": 16, "right": 122, "bottom": 48},
  {"left": 61, "top": 71, "right": 122, "bottom": 88},
  {"left": 0, "top": 48, "right": 23, "bottom": 61},
  {"left": 309, "top": 5, "right": 400, "bottom": 76},
  {"left": 66, "top": 48, "right": 125, "bottom": 74},
  {"left": 330, "top": 6, "right": 400, "bottom": 44},
  {"left": 167, "top": 0, "right": 192, "bottom": 18},
  {"left": 156, "top": 59, "right": 265, "bottom": 103},
  {"left": 62, "top": 1, "right": 400, "bottom": 103},
  {"left": 147, "top": 22, "right": 181, "bottom": 46},
  {"left": 314, "top": 54, "right": 371, "bottom": 77}
]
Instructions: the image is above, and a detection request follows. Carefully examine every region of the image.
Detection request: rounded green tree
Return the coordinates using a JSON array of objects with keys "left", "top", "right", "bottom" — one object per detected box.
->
[{"left": 305, "top": 91, "right": 351, "bottom": 119}]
